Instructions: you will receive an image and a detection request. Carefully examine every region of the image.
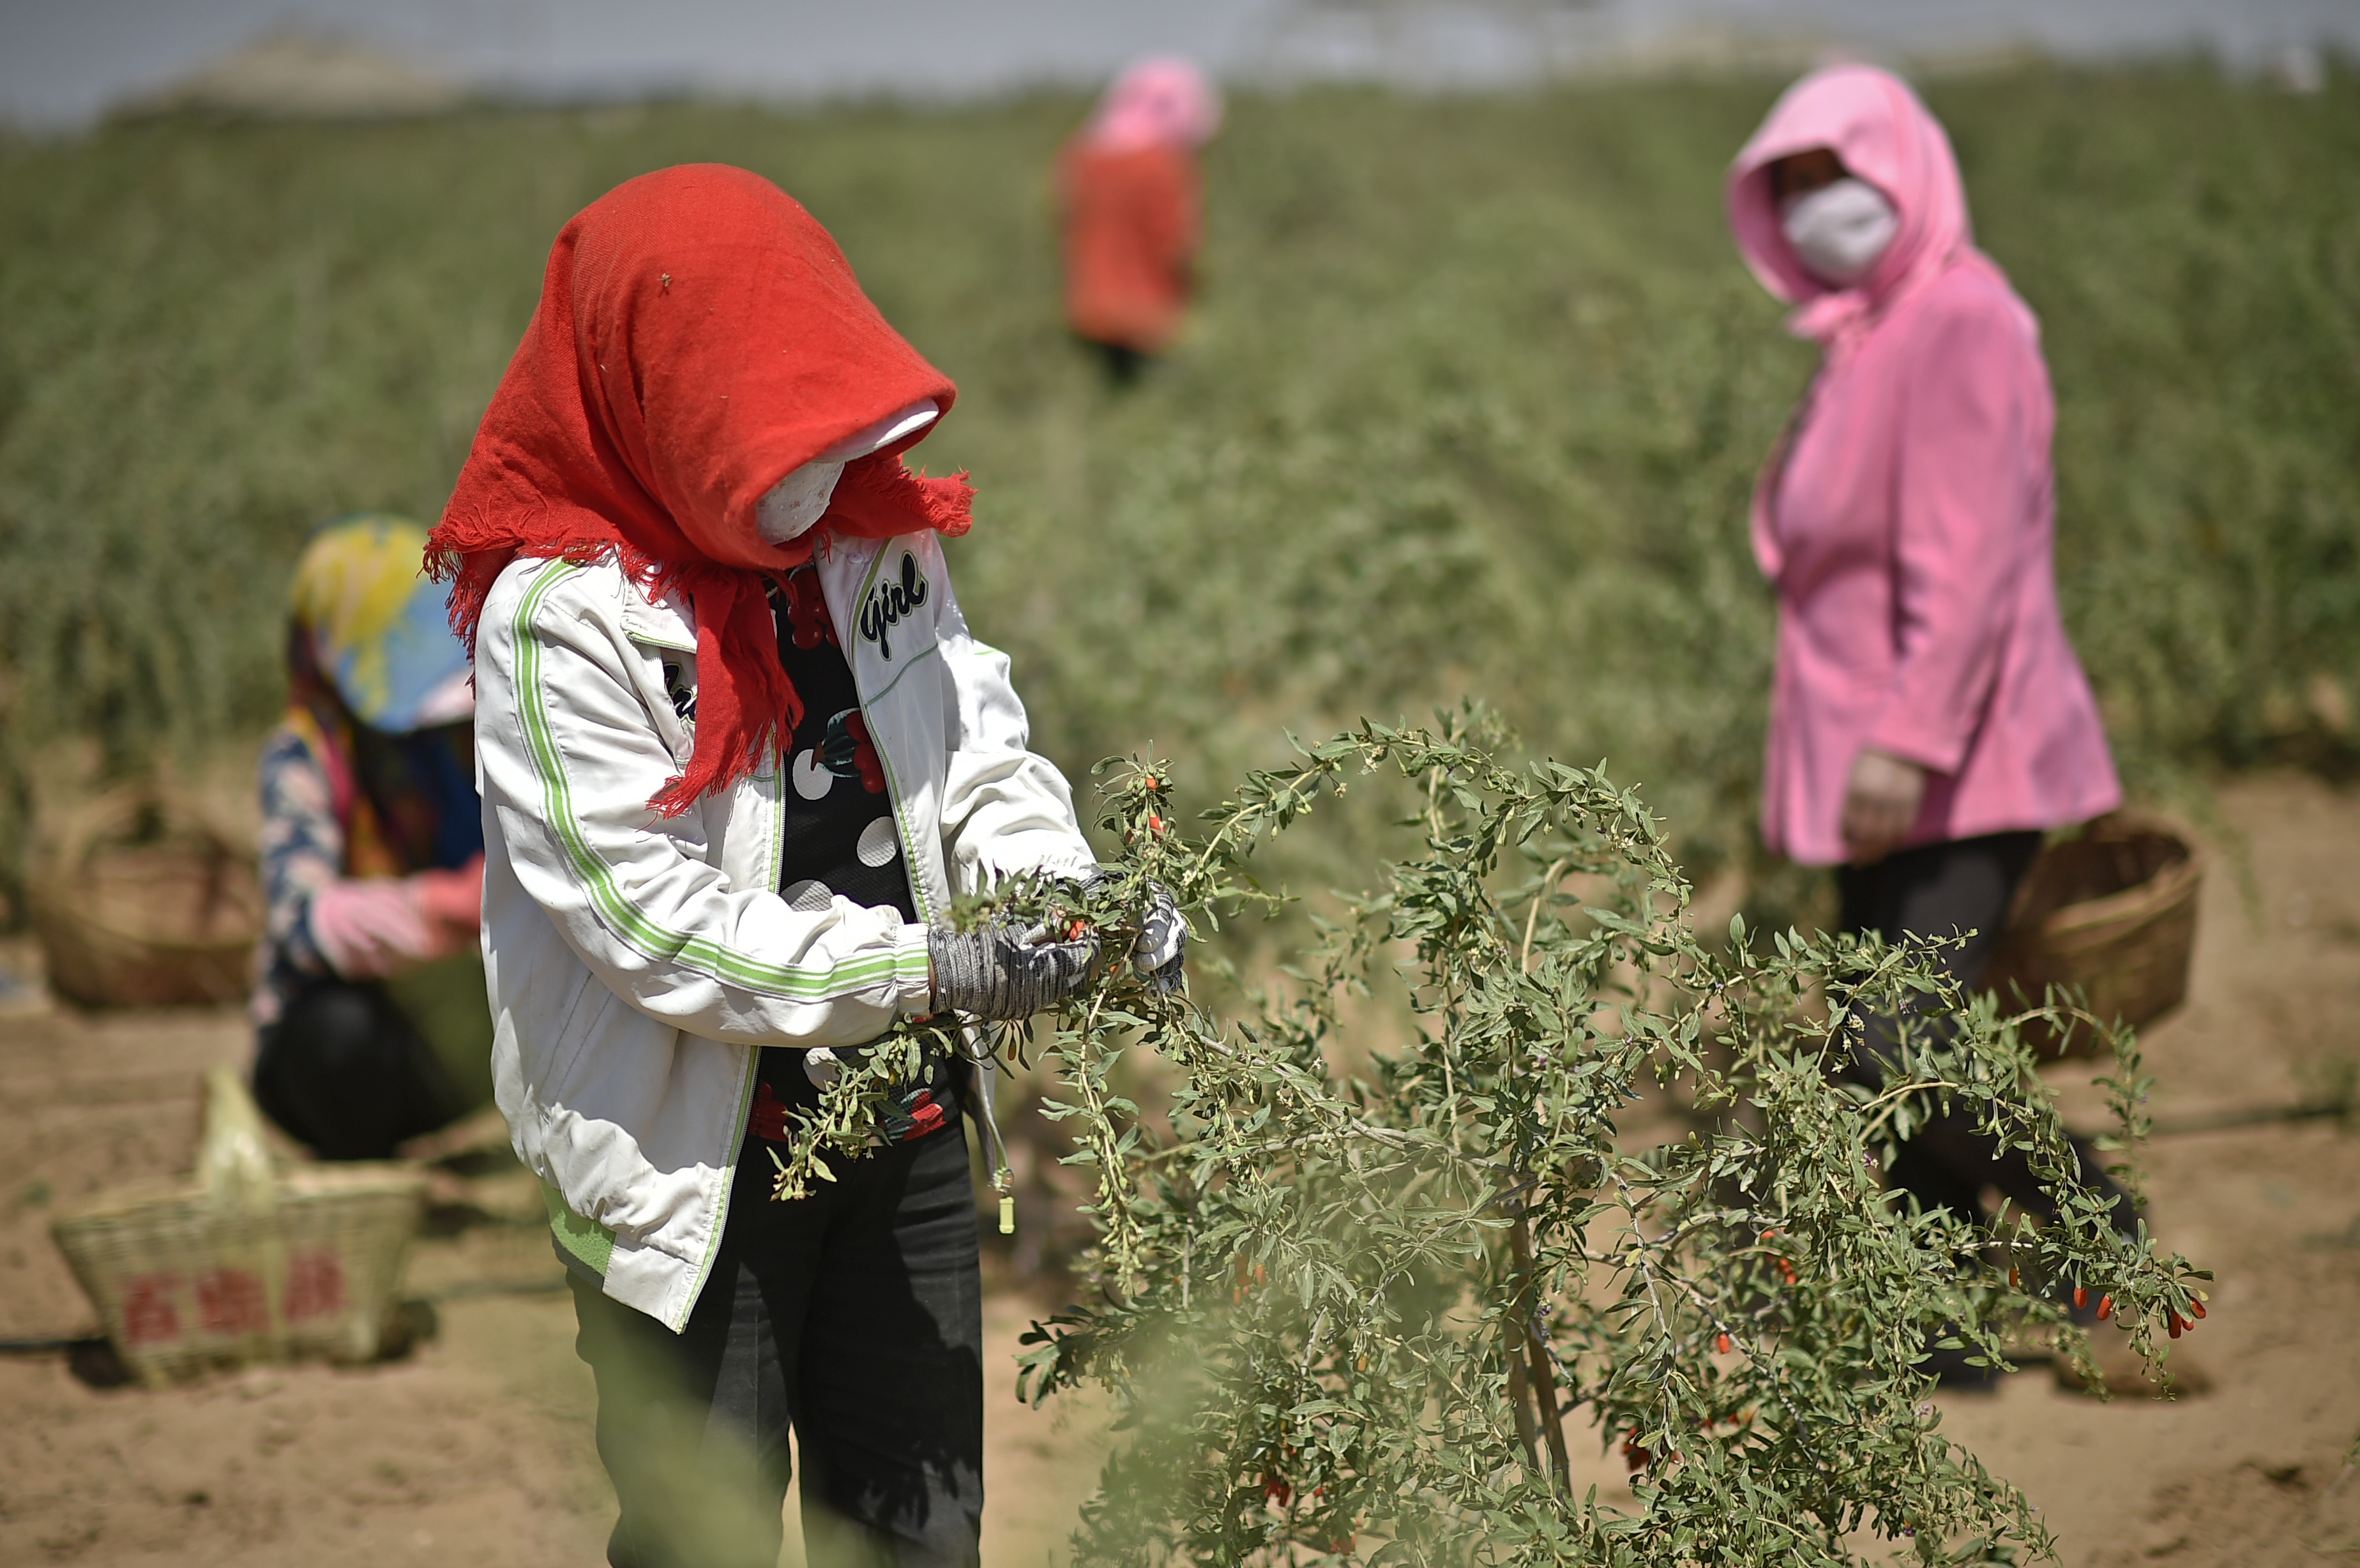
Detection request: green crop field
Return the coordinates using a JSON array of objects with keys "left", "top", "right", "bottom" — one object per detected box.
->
[{"left": 1, "top": 64, "right": 2354, "bottom": 924}]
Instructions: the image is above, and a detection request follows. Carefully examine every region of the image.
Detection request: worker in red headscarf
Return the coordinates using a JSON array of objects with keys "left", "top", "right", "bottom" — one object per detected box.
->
[
  {"left": 432, "top": 165, "right": 1183, "bottom": 1567},
  {"left": 1057, "top": 57, "right": 1222, "bottom": 384}
]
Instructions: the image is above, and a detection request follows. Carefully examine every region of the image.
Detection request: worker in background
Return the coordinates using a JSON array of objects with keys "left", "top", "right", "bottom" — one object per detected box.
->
[
  {"left": 1058, "top": 56, "right": 1222, "bottom": 384},
  {"left": 252, "top": 514, "right": 488, "bottom": 1160},
  {"left": 1727, "top": 66, "right": 2137, "bottom": 1385}
]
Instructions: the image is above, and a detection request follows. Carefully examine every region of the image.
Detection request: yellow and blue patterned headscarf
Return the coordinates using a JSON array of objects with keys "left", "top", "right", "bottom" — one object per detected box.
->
[
  {"left": 285, "top": 515, "right": 480, "bottom": 875},
  {"left": 289, "top": 515, "right": 471, "bottom": 734}
]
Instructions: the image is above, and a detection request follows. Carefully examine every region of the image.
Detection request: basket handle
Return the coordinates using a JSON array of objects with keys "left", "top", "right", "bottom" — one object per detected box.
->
[{"left": 199, "top": 1066, "right": 280, "bottom": 1212}]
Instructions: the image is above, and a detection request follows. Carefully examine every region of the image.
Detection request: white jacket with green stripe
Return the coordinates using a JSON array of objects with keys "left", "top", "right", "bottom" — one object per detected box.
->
[{"left": 473, "top": 533, "right": 1094, "bottom": 1331}]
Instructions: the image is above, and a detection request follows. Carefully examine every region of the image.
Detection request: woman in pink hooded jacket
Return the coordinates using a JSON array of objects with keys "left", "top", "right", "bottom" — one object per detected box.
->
[{"left": 1728, "top": 66, "right": 2132, "bottom": 1374}]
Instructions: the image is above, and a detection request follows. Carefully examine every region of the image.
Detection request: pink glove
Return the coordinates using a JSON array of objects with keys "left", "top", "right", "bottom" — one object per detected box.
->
[{"left": 412, "top": 855, "right": 485, "bottom": 947}]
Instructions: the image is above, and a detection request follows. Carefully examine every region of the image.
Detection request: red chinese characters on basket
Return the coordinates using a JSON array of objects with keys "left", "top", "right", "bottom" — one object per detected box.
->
[
  {"left": 282, "top": 1249, "right": 347, "bottom": 1323},
  {"left": 196, "top": 1267, "right": 270, "bottom": 1336},
  {"left": 119, "top": 1272, "right": 183, "bottom": 1345}
]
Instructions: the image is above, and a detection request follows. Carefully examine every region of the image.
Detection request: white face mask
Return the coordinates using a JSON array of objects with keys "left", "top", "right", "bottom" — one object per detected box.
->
[
  {"left": 755, "top": 459, "right": 845, "bottom": 545},
  {"left": 1778, "top": 177, "right": 1898, "bottom": 287},
  {"left": 752, "top": 400, "right": 940, "bottom": 546}
]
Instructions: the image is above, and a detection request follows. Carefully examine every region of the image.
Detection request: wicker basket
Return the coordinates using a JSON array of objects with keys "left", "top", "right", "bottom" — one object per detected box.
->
[
  {"left": 27, "top": 784, "right": 261, "bottom": 1008},
  {"left": 1981, "top": 813, "right": 2203, "bottom": 1060},
  {"left": 49, "top": 1071, "right": 426, "bottom": 1386}
]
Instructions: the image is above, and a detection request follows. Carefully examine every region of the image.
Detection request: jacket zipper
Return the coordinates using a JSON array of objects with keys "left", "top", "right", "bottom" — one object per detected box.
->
[{"left": 832, "top": 540, "right": 1016, "bottom": 1229}]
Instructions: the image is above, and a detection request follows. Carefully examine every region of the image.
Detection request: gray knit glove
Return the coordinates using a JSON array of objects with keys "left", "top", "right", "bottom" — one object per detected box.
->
[
  {"left": 928, "top": 919, "right": 1099, "bottom": 1020},
  {"left": 1132, "top": 880, "right": 1188, "bottom": 993},
  {"left": 1073, "top": 871, "right": 1186, "bottom": 992}
]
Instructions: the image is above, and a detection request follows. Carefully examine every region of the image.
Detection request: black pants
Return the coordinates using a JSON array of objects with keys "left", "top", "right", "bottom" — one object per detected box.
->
[
  {"left": 1836, "top": 832, "right": 2134, "bottom": 1239},
  {"left": 252, "top": 978, "right": 458, "bottom": 1159},
  {"left": 570, "top": 1124, "right": 985, "bottom": 1568},
  {"left": 1085, "top": 337, "right": 1147, "bottom": 386}
]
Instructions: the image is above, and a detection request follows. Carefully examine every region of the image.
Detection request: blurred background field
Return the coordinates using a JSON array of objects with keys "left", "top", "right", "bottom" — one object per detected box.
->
[{"left": 1, "top": 61, "right": 2356, "bottom": 935}]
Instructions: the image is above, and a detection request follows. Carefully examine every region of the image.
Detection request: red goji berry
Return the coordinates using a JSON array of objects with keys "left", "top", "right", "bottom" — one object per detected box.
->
[
  {"left": 1149, "top": 813, "right": 1165, "bottom": 835},
  {"left": 2008, "top": 1267, "right": 2020, "bottom": 1289},
  {"left": 1264, "top": 1474, "right": 1291, "bottom": 1507},
  {"left": 1142, "top": 775, "right": 1158, "bottom": 790},
  {"left": 2168, "top": 1315, "right": 2182, "bottom": 1339},
  {"left": 2190, "top": 1299, "right": 2206, "bottom": 1320},
  {"left": 2073, "top": 1285, "right": 2088, "bottom": 1310},
  {"left": 2096, "top": 1294, "right": 2114, "bottom": 1321},
  {"left": 1716, "top": 1332, "right": 1732, "bottom": 1354}
]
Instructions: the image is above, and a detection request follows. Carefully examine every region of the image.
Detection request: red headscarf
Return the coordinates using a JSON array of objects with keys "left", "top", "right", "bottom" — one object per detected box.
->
[{"left": 428, "top": 164, "right": 972, "bottom": 815}]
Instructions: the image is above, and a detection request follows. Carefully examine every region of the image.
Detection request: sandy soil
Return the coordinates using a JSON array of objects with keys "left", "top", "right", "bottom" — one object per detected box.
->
[{"left": 1, "top": 773, "right": 2355, "bottom": 1566}]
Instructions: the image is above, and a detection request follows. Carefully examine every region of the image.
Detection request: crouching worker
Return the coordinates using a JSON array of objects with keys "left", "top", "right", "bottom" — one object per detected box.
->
[
  {"left": 429, "top": 165, "right": 1183, "bottom": 1568},
  {"left": 252, "top": 514, "right": 489, "bottom": 1160}
]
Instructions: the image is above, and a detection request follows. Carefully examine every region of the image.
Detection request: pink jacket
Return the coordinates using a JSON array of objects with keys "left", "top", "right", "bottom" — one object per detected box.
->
[{"left": 1727, "top": 66, "right": 2120, "bottom": 866}]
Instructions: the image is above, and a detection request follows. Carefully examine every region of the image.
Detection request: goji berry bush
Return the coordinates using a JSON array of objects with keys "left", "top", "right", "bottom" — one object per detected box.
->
[{"left": 889, "top": 713, "right": 2201, "bottom": 1567}]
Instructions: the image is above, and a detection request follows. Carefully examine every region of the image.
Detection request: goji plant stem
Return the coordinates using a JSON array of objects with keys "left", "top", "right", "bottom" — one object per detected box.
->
[
  {"left": 1511, "top": 1212, "right": 1573, "bottom": 1492},
  {"left": 1504, "top": 1312, "right": 1543, "bottom": 1480}
]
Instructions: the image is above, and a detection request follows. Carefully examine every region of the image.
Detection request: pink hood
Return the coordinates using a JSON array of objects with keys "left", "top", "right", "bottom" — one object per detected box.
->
[
  {"left": 1082, "top": 57, "right": 1222, "bottom": 154},
  {"left": 1727, "top": 64, "right": 1974, "bottom": 356}
]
